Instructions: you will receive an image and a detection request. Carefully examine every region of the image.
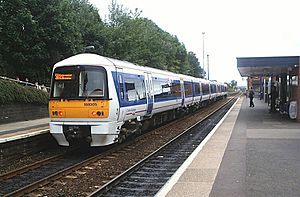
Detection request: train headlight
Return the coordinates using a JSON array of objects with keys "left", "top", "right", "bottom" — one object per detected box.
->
[
  {"left": 89, "top": 110, "right": 103, "bottom": 117},
  {"left": 51, "top": 110, "right": 65, "bottom": 117}
]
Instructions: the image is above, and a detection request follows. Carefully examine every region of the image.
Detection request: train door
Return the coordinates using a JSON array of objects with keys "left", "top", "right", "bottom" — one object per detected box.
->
[
  {"left": 180, "top": 78, "right": 185, "bottom": 107},
  {"left": 191, "top": 80, "right": 195, "bottom": 103},
  {"left": 116, "top": 68, "right": 125, "bottom": 121},
  {"left": 208, "top": 83, "right": 211, "bottom": 100},
  {"left": 144, "top": 72, "right": 154, "bottom": 116},
  {"left": 199, "top": 82, "right": 203, "bottom": 102}
]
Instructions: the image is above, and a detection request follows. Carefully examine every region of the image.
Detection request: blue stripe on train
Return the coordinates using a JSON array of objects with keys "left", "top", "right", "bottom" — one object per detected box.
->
[{"left": 112, "top": 71, "right": 208, "bottom": 108}]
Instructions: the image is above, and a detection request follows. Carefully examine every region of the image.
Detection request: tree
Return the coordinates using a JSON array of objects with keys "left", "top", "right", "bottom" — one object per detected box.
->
[
  {"left": 105, "top": 1, "right": 199, "bottom": 75},
  {"left": 230, "top": 80, "right": 237, "bottom": 89},
  {"left": 226, "top": 80, "right": 237, "bottom": 91},
  {"left": 0, "top": 0, "right": 106, "bottom": 84},
  {"left": 0, "top": 0, "right": 203, "bottom": 84},
  {"left": 187, "top": 52, "right": 203, "bottom": 78},
  {"left": 0, "top": 0, "right": 38, "bottom": 78},
  {"left": 71, "top": 0, "right": 108, "bottom": 55},
  {"left": 107, "top": 0, "right": 141, "bottom": 28}
]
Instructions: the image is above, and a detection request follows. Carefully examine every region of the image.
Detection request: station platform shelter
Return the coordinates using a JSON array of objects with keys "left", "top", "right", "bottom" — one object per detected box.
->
[
  {"left": 237, "top": 56, "right": 300, "bottom": 121},
  {"left": 156, "top": 56, "right": 300, "bottom": 196}
]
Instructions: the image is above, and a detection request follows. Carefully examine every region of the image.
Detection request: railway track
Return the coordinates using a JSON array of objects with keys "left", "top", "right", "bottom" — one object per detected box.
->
[
  {"left": 88, "top": 96, "right": 238, "bottom": 196},
  {"left": 0, "top": 95, "right": 239, "bottom": 196},
  {"left": 0, "top": 131, "right": 58, "bottom": 169},
  {"left": 0, "top": 147, "right": 113, "bottom": 196},
  {"left": 0, "top": 153, "right": 65, "bottom": 180}
]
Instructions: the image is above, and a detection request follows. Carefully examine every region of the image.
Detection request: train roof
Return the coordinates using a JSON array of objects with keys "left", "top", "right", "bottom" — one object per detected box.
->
[
  {"left": 53, "top": 53, "right": 211, "bottom": 84},
  {"left": 53, "top": 53, "right": 114, "bottom": 69},
  {"left": 106, "top": 57, "right": 181, "bottom": 78}
]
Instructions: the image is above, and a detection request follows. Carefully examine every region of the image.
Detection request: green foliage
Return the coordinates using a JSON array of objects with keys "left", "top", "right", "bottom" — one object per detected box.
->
[
  {"left": 0, "top": 0, "right": 204, "bottom": 85},
  {"left": 0, "top": 0, "right": 106, "bottom": 84},
  {"left": 0, "top": 79, "right": 49, "bottom": 104},
  {"left": 187, "top": 52, "right": 203, "bottom": 77},
  {"left": 105, "top": 2, "right": 202, "bottom": 76},
  {"left": 225, "top": 80, "right": 238, "bottom": 92},
  {"left": 104, "top": 1, "right": 204, "bottom": 76}
]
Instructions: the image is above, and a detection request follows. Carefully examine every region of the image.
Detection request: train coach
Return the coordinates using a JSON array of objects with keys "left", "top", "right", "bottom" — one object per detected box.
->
[{"left": 49, "top": 53, "right": 227, "bottom": 146}]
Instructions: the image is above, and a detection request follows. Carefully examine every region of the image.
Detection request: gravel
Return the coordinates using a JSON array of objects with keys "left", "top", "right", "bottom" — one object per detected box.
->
[
  {"left": 2, "top": 99, "right": 229, "bottom": 196},
  {"left": 40, "top": 99, "right": 228, "bottom": 196}
]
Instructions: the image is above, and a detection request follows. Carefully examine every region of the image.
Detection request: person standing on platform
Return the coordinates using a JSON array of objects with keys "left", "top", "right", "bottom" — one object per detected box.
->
[
  {"left": 269, "top": 85, "right": 277, "bottom": 112},
  {"left": 248, "top": 87, "right": 255, "bottom": 107}
]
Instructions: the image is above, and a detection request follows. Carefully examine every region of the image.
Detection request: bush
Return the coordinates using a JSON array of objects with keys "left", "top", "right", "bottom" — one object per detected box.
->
[{"left": 0, "top": 79, "right": 49, "bottom": 105}]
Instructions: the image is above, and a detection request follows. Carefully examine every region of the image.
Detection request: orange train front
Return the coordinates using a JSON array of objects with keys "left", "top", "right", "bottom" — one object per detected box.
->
[{"left": 49, "top": 54, "right": 120, "bottom": 146}]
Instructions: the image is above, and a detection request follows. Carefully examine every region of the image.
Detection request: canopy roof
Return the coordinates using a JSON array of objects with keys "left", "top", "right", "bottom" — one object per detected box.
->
[{"left": 237, "top": 56, "right": 300, "bottom": 77}]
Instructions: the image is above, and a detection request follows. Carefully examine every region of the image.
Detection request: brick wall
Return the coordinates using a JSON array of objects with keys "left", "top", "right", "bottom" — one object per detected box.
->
[{"left": 0, "top": 104, "right": 48, "bottom": 124}]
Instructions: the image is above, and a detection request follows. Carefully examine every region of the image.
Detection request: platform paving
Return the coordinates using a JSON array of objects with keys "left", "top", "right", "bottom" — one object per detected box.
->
[
  {"left": 0, "top": 118, "right": 49, "bottom": 142},
  {"left": 157, "top": 96, "right": 300, "bottom": 197}
]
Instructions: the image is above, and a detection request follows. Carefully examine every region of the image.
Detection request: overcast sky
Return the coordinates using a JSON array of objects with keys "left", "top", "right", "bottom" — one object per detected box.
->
[{"left": 89, "top": 0, "right": 300, "bottom": 86}]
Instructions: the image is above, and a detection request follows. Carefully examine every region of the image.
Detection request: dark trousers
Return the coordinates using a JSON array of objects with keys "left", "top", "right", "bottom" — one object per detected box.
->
[
  {"left": 249, "top": 97, "right": 254, "bottom": 107},
  {"left": 270, "top": 97, "right": 276, "bottom": 112}
]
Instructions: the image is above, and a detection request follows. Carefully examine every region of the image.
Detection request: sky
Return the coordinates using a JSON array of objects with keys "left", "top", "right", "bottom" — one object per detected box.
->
[{"left": 89, "top": 0, "right": 300, "bottom": 86}]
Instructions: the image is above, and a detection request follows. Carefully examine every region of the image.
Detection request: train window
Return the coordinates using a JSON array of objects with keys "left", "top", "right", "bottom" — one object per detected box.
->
[
  {"left": 216, "top": 85, "right": 220, "bottom": 93},
  {"left": 51, "top": 65, "right": 108, "bottom": 99},
  {"left": 201, "top": 83, "right": 210, "bottom": 95},
  {"left": 194, "top": 83, "right": 201, "bottom": 95},
  {"left": 79, "top": 70, "right": 105, "bottom": 97},
  {"left": 210, "top": 84, "right": 216, "bottom": 93},
  {"left": 170, "top": 80, "right": 181, "bottom": 97},
  {"left": 184, "top": 81, "right": 193, "bottom": 97},
  {"left": 124, "top": 75, "right": 146, "bottom": 102},
  {"left": 118, "top": 74, "right": 124, "bottom": 99},
  {"left": 153, "top": 78, "right": 172, "bottom": 99}
]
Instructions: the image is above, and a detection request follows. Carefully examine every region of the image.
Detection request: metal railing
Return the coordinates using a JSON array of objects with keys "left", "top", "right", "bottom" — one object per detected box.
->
[{"left": 0, "top": 76, "right": 50, "bottom": 92}]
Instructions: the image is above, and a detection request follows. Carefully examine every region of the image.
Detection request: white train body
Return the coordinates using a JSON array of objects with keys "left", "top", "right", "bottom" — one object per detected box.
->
[{"left": 49, "top": 53, "right": 227, "bottom": 146}]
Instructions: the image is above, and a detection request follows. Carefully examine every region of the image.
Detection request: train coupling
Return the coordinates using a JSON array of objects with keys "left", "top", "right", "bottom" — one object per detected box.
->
[{"left": 63, "top": 125, "right": 92, "bottom": 145}]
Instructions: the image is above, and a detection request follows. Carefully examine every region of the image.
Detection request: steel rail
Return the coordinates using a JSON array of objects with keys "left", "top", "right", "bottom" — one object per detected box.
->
[
  {"left": 3, "top": 94, "right": 239, "bottom": 196},
  {"left": 88, "top": 95, "right": 238, "bottom": 196}
]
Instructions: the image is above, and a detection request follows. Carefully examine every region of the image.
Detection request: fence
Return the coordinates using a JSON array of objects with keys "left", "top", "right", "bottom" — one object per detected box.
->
[{"left": 0, "top": 76, "right": 50, "bottom": 93}]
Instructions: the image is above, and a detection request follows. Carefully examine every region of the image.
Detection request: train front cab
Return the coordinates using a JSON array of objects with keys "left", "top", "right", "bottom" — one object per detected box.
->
[{"left": 49, "top": 61, "right": 120, "bottom": 146}]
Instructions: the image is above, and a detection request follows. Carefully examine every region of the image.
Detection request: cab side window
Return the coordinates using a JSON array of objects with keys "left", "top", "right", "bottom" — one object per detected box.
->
[{"left": 124, "top": 75, "right": 146, "bottom": 102}]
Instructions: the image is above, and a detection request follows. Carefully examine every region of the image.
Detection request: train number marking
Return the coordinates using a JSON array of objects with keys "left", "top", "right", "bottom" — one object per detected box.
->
[{"left": 84, "top": 103, "right": 97, "bottom": 106}]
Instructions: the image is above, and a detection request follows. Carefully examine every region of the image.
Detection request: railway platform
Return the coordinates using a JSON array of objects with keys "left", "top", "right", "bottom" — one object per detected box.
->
[
  {"left": 0, "top": 118, "right": 49, "bottom": 143},
  {"left": 157, "top": 96, "right": 300, "bottom": 197}
]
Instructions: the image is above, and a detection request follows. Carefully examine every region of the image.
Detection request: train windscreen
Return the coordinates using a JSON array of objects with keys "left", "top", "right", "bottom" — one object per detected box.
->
[{"left": 50, "top": 65, "right": 108, "bottom": 99}]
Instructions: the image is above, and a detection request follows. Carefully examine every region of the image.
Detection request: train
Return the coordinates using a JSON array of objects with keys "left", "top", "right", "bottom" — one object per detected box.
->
[{"left": 49, "top": 53, "right": 227, "bottom": 146}]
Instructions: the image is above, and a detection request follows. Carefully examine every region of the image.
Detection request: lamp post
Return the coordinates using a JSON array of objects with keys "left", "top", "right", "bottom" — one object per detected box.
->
[
  {"left": 202, "top": 32, "right": 205, "bottom": 78},
  {"left": 207, "top": 54, "right": 210, "bottom": 80}
]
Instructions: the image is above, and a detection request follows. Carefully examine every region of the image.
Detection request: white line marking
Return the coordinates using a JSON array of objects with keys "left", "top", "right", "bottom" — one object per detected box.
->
[
  {"left": 155, "top": 97, "right": 240, "bottom": 197},
  {"left": 0, "top": 129, "right": 49, "bottom": 143}
]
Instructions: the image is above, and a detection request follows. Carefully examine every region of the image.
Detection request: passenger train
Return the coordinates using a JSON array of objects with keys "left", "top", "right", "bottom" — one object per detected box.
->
[{"left": 49, "top": 53, "right": 227, "bottom": 146}]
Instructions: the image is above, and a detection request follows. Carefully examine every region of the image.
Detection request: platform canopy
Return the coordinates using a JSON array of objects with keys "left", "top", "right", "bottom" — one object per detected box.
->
[{"left": 237, "top": 56, "right": 300, "bottom": 77}]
